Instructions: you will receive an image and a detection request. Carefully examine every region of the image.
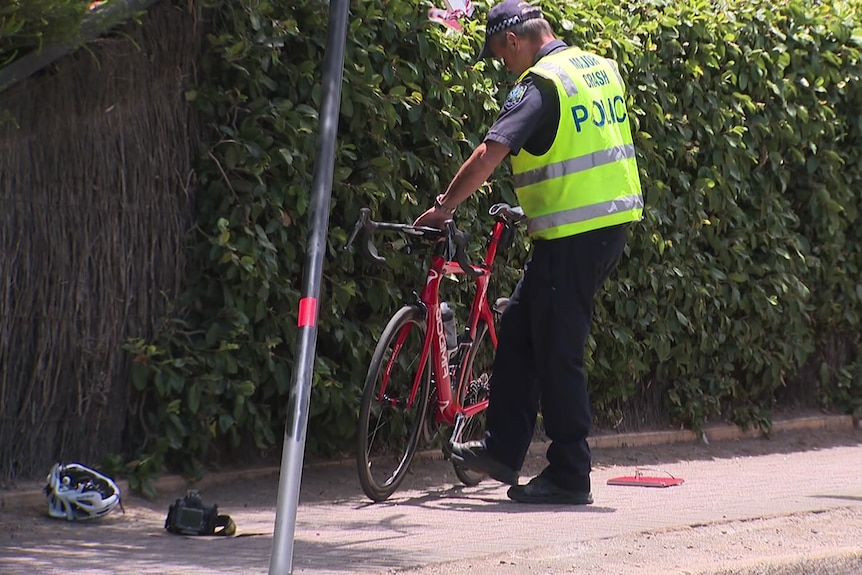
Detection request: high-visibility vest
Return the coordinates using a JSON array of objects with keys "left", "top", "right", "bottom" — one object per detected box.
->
[{"left": 511, "top": 47, "right": 644, "bottom": 240}]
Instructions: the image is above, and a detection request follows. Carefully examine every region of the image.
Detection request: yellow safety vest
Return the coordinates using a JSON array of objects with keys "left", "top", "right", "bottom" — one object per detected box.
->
[{"left": 511, "top": 47, "right": 644, "bottom": 240}]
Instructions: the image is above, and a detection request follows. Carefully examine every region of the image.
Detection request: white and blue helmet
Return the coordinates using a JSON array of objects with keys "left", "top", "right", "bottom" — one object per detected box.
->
[{"left": 44, "top": 463, "right": 121, "bottom": 521}]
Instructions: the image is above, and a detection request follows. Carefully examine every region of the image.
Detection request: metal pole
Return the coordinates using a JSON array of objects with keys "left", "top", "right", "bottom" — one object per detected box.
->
[{"left": 268, "top": 0, "right": 349, "bottom": 573}]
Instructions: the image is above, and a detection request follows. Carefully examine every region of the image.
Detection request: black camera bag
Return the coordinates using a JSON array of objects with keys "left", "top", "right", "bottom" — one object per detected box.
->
[{"left": 165, "top": 491, "right": 235, "bottom": 536}]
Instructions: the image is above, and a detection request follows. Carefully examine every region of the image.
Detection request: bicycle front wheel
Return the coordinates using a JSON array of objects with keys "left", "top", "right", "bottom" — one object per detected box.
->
[
  {"left": 357, "top": 305, "right": 430, "bottom": 502},
  {"left": 452, "top": 319, "right": 495, "bottom": 486}
]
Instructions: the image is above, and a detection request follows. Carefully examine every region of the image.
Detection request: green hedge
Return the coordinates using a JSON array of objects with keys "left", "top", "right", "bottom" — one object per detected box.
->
[
  {"left": 0, "top": 0, "right": 91, "bottom": 66},
  {"left": 123, "top": 0, "right": 862, "bottom": 490}
]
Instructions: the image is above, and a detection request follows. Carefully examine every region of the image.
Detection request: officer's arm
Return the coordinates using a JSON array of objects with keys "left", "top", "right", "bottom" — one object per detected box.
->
[{"left": 435, "top": 140, "right": 510, "bottom": 212}]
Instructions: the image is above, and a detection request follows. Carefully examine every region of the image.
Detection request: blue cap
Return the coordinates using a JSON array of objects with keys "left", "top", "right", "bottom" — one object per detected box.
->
[{"left": 477, "top": 0, "right": 544, "bottom": 60}]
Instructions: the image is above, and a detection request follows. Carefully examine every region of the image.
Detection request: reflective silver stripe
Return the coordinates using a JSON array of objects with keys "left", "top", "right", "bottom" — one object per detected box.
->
[
  {"left": 607, "top": 60, "right": 624, "bottom": 86},
  {"left": 535, "top": 62, "right": 579, "bottom": 97},
  {"left": 527, "top": 194, "right": 644, "bottom": 234},
  {"left": 514, "top": 144, "right": 636, "bottom": 188}
]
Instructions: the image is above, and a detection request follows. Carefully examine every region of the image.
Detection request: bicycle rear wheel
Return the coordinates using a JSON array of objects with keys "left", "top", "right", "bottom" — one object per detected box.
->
[
  {"left": 357, "top": 305, "right": 430, "bottom": 502},
  {"left": 451, "top": 319, "right": 495, "bottom": 486}
]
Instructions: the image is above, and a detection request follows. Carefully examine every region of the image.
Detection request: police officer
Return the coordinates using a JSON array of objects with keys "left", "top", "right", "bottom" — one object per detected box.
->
[{"left": 414, "top": 0, "right": 643, "bottom": 504}]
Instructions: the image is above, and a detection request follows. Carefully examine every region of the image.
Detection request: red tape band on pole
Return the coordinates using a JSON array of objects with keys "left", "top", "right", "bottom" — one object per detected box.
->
[{"left": 297, "top": 297, "right": 318, "bottom": 327}]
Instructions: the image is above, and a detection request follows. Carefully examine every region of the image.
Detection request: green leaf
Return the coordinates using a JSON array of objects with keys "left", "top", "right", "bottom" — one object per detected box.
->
[
  {"left": 274, "top": 362, "right": 291, "bottom": 393},
  {"left": 237, "top": 380, "right": 256, "bottom": 397},
  {"left": 219, "top": 414, "right": 236, "bottom": 433},
  {"left": 188, "top": 383, "right": 202, "bottom": 415},
  {"left": 131, "top": 362, "right": 149, "bottom": 391}
]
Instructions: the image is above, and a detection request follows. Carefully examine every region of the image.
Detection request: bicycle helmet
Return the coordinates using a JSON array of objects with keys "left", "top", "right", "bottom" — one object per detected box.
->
[{"left": 44, "top": 462, "right": 121, "bottom": 520}]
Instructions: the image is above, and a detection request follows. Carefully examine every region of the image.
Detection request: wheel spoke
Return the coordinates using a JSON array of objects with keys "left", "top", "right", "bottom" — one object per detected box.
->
[{"left": 357, "top": 306, "right": 429, "bottom": 501}]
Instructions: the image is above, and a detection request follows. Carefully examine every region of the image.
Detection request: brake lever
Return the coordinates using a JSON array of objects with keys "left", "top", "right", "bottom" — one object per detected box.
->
[
  {"left": 444, "top": 220, "right": 482, "bottom": 278},
  {"left": 443, "top": 219, "right": 457, "bottom": 261},
  {"left": 345, "top": 207, "right": 386, "bottom": 263},
  {"left": 345, "top": 208, "right": 369, "bottom": 250}
]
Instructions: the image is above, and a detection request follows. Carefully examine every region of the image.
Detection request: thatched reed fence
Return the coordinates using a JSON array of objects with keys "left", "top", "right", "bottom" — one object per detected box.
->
[{"left": 0, "top": 1, "right": 200, "bottom": 481}]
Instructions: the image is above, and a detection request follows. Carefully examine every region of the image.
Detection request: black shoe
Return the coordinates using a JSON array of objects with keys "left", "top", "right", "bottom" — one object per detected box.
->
[
  {"left": 507, "top": 475, "right": 594, "bottom": 505},
  {"left": 448, "top": 440, "right": 518, "bottom": 485}
]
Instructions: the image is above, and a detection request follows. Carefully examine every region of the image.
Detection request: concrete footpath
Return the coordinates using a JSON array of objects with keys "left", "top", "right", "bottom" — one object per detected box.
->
[{"left": 1, "top": 415, "right": 860, "bottom": 575}]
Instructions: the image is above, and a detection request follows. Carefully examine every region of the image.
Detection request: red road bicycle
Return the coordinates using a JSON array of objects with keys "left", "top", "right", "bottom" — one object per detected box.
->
[{"left": 346, "top": 203, "right": 525, "bottom": 502}]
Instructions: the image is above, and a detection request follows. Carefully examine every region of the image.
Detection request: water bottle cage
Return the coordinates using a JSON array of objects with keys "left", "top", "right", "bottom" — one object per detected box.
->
[{"left": 440, "top": 302, "right": 458, "bottom": 352}]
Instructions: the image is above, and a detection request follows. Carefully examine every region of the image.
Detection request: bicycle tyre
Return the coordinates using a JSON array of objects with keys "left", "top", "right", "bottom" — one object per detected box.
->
[
  {"left": 357, "top": 305, "right": 430, "bottom": 502},
  {"left": 451, "top": 319, "right": 495, "bottom": 486}
]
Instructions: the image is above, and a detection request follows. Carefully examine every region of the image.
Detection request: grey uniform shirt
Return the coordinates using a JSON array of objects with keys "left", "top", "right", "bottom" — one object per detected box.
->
[{"left": 484, "top": 40, "right": 570, "bottom": 157}]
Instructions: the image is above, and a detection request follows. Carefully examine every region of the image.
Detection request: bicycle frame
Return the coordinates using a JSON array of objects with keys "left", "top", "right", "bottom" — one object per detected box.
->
[{"left": 381, "top": 217, "right": 512, "bottom": 426}]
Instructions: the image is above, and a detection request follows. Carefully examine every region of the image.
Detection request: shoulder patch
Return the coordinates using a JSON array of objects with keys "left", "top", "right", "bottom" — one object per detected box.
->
[{"left": 504, "top": 83, "right": 528, "bottom": 109}]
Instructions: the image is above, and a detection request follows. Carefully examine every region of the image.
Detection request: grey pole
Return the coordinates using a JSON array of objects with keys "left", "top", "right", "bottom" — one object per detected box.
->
[{"left": 268, "top": 0, "right": 349, "bottom": 573}]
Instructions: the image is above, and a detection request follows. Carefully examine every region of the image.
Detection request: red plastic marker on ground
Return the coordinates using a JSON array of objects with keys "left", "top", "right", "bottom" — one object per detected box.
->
[{"left": 607, "top": 468, "right": 685, "bottom": 488}]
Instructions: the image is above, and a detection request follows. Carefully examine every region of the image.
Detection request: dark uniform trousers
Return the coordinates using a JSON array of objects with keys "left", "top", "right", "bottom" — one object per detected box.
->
[{"left": 485, "top": 223, "right": 628, "bottom": 492}]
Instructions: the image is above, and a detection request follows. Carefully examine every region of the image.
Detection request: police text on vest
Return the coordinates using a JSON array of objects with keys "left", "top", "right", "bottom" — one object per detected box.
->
[{"left": 570, "top": 96, "right": 628, "bottom": 133}]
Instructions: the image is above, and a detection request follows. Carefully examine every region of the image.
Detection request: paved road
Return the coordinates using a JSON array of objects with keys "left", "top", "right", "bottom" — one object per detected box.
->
[{"left": 1, "top": 420, "right": 860, "bottom": 574}]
